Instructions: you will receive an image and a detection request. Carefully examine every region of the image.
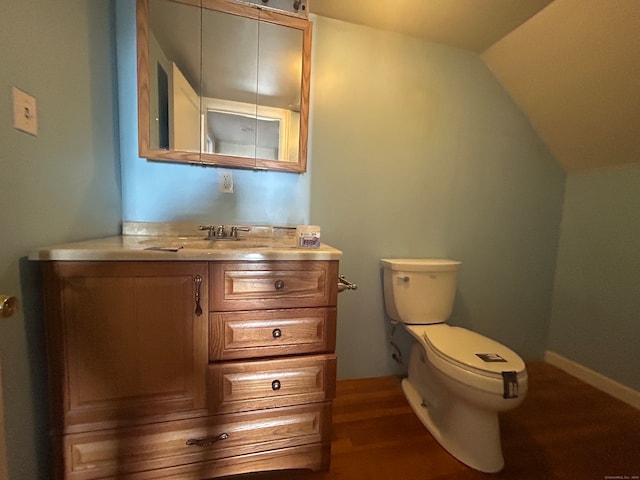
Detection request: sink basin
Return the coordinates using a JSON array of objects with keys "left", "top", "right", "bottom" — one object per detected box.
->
[{"left": 140, "top": 237, "right": 286, "bottom": 250}]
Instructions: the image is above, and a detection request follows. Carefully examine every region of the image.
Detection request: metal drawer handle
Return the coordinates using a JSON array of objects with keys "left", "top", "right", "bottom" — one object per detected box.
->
[
  {"left": 186, "top": 432, "right": 229, "bottom": 447},
  {"left": 194, "top": 275, "right": 203, "bottom": 316},
  {"left": 274, "top": 280, "right": 285, "bottom": 291},
  {"left": 272, "top": 379, "right": 281, "bottom": 391},
  {"left": 272, "top": 328, "right": 282, "bottom": 339}
]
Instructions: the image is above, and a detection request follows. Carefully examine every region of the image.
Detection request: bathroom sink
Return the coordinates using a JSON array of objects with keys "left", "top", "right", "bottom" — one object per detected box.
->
[{"left": 141, "top": 237, "right": 283, "bottom": 250}]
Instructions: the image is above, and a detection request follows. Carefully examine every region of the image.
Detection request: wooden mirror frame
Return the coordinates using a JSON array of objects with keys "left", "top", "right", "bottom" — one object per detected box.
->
[{"left": 136, "top": 0, "right": 312, "bottom": 173}]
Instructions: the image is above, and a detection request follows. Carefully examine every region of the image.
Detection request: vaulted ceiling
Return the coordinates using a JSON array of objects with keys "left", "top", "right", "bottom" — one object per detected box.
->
[{"left": 310, "top": 0, "right": 640, "bottom": 172}]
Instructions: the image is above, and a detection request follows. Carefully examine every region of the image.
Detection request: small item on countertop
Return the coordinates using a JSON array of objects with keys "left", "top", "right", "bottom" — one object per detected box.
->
[
  {"left": 144, "top": 246, "right": 184, "bottom": 252},
  {"left": 296, "top": 225, "right": 321, "bottom": 248}
]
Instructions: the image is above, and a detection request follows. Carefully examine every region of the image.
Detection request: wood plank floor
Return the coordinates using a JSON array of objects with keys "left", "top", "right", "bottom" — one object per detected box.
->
[{"left": 222, "top": 362, "right": 640, "bottom": 480}]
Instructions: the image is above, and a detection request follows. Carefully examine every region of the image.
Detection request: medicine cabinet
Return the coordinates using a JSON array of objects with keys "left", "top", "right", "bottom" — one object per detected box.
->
[{"left": 137, "top": 0, "right": 312, "bottom": 172}]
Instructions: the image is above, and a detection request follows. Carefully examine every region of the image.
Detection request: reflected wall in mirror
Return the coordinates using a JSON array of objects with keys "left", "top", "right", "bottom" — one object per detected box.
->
[{"left": 137, "top": 0, "right": 312, "bottom": 172}]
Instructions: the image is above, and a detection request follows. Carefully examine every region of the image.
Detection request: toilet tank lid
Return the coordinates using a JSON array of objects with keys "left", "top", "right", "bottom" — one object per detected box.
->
[{"left": 381, "top": 258, "right": 461, "bottom": 272}]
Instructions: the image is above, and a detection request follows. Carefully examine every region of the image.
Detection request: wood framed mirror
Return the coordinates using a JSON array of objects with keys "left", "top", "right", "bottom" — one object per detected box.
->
[{"left": 137, "top": 0, "right": 312, "bottom": 172}]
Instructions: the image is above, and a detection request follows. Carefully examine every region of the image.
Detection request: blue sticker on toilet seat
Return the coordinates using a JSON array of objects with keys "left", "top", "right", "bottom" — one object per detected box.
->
[{"left": 476, "top": 353, "right": 507, "bottom": 362}]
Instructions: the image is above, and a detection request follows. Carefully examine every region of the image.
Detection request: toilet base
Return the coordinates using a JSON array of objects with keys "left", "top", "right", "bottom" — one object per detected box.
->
[{"left": 402, "top": 345, "right": 505, "bottom": 473}]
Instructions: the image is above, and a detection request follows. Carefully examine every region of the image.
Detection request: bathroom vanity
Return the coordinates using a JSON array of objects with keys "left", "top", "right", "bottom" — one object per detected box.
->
[{"left": 31, "top": 224, "right": 342, "bottom": 480}]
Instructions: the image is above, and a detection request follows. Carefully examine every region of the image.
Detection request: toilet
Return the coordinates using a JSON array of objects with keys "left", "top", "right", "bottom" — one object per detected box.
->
[{"left": 381, "top": 258, "right": 528, "bottom": 473}]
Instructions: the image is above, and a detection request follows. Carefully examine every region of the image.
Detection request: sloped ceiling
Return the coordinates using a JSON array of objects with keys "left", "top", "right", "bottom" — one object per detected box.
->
[
  {"left": 310, "top": 0, "right": 640, "bottom": 172},
  {"left": 310, "top": 0, "right": 554, "bottom": 52}
]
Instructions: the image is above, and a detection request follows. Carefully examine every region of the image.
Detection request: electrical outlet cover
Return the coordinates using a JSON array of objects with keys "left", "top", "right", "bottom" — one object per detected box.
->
[{"left": 219, "top": 170, "right": 234, "bottom": 193}]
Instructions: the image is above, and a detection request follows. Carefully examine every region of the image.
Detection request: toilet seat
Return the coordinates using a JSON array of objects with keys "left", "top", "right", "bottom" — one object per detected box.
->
[{"left": 406, "top": 324, "right": 527, "bottom": 396}]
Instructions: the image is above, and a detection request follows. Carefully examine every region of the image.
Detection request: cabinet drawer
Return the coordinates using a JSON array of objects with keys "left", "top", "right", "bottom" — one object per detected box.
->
[
  {"left": 210, "top": 261, "right": 338, "bottom": 311},
  {"left": 208, "top": 354, "right": 336, "bottom": 413},
  {"left": 209, "top": 308, "right": 336, "bottom": 360},
  {"left": 63, "top": 403, "right": 332, "bottom": 480}
]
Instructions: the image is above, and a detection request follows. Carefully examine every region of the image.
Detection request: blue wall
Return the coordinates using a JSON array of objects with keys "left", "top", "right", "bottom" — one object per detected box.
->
[
  {"left": 548, "top": 164, "right": 640, "bottom": 390},
  {"left": 308, "top": 17, "right": 566, "bottom": 378}
]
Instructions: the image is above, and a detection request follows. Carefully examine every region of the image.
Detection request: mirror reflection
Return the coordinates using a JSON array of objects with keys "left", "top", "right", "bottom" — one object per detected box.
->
[{"left": 138, "top": 0, "right": 311, "bottom": 172}]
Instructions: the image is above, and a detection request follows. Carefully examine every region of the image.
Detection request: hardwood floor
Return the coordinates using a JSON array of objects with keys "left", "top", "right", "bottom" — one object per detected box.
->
[{"left": 221, "top": 362, "right": 640, "bottom": 480}]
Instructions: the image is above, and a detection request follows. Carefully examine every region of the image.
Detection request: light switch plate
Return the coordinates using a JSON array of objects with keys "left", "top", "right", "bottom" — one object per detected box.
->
[{"left": 12, "top": 86, "right": 38, "bottom": 136}]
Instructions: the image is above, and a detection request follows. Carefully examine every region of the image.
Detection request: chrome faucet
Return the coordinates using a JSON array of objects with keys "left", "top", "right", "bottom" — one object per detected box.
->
[{"left": 198, "top": 225, "right": 250, "bottom": 240}]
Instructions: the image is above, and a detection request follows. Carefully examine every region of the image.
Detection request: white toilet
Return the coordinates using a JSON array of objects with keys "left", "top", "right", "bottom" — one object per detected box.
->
[{"left": 381, "top": 258, "right": 528, "bottom": 473}]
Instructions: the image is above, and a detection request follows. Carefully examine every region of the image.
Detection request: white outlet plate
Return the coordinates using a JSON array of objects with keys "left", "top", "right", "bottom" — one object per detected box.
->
[
  {"left": 12, "top": 86, "right": 38, "bottom": 136},
  {"left": 219, "top": 170, "right": 234, "bottom": 193}
]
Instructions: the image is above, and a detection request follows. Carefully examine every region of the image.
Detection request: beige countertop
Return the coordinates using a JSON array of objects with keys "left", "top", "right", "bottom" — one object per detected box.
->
[{"left": 28, "top": 222, "right": 342, "bottom": 262}]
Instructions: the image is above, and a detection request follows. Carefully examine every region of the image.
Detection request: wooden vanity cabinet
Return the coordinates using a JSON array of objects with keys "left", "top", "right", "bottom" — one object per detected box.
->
[{"left": 42, "top": 259, "right": 338, "bottom": 479}]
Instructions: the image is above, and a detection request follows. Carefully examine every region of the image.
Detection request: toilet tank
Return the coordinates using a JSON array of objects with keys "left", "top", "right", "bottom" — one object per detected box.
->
[{"left": 381, "top": 259, "right": 461, "bottom": 325}]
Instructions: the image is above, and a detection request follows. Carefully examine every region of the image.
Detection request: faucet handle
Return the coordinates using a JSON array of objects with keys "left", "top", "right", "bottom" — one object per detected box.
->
[
  {"left": 198, "top": 225, "right": 216, "bottom": 238},
  {"left": 230, "top": 226, "right": 250, "bottom": 239}
]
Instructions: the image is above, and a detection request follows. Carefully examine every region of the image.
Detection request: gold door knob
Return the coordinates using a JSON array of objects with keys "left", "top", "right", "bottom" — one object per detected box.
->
[{"left": 0, "top": 295, "right": 19, "bottom": 318}]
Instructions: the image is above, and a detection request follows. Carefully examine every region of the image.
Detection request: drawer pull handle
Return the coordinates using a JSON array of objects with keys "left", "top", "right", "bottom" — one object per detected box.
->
[
  {"left": 186, "top": 432, "right": 229, "bottom": 447},
  {"left": 272, "top": 328, "right": 282, "bottom": 339},
  {"left": 272, "top": 379, "right": 281, "bottom": 391},
  {"left": 274, "top": 280, "right": 285, "bottom": 291},
  {"left": 194, "top": 275, "right": 203, "bottom": 317}
]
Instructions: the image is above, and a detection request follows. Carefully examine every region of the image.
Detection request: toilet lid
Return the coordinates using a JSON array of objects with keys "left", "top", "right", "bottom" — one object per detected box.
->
[{"left": 416, "top": 324, "right": 525, "bottom": 377}]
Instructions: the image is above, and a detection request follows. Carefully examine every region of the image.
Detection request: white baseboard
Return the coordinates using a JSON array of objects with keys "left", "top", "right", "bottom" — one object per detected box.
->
[{"left": 544, "top": 351, "right": 640, "bottom": 410}]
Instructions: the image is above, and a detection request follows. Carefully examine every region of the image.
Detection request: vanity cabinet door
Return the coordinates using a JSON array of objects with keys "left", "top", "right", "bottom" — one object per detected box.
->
[{"left": 43, "top": 262, "right": 209, "bottom": 432}]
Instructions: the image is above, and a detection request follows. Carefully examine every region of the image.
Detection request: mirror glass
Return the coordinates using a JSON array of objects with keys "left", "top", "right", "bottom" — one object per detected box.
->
[{"left": 137, "top": 0, "right": 311, "bottom": 172}]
